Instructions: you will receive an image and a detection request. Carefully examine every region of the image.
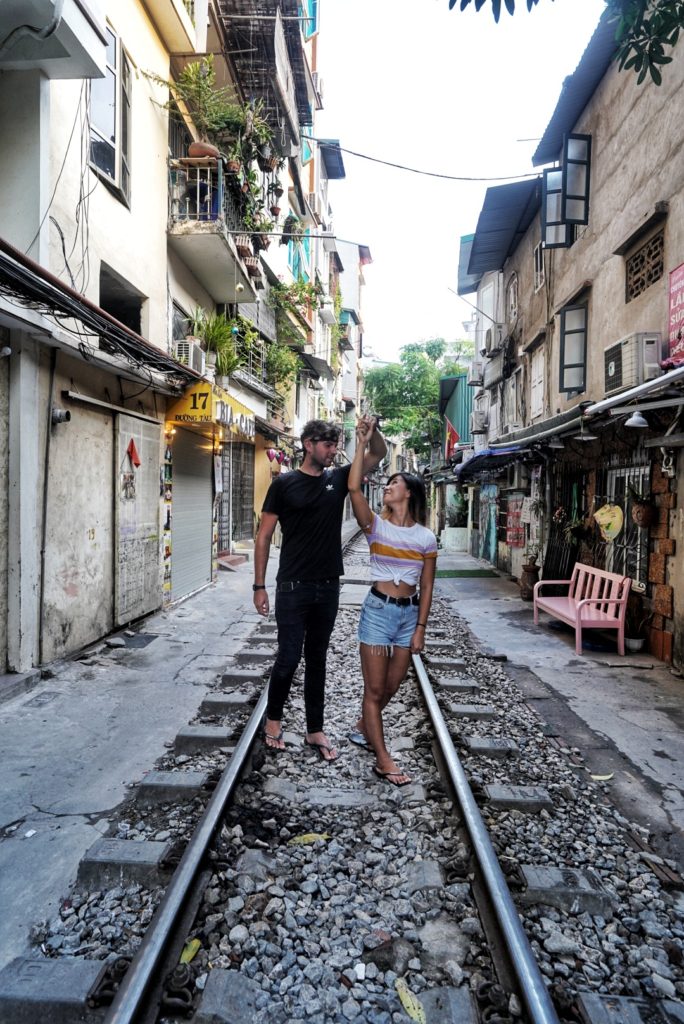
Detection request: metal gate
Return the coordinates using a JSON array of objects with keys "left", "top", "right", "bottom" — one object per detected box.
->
[
  {"left": 171, "top": 428, "right": 212, "bottom": 600},
  {"left": 218, "top": 441, "right": 254, "bottom": 548}
]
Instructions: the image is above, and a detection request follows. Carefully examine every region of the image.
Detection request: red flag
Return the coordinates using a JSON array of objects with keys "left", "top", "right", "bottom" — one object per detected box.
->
[
  {"left": 445, "top": 418, "right": 460, "bottom": 459},
  {"left": 127, "top": 438, "right": 142, "bottom": 468}
]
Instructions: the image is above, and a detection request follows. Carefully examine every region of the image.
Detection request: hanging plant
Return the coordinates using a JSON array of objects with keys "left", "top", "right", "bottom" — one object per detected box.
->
[{"left": 627, "top": 480, "right": 657, "bottom": 528}]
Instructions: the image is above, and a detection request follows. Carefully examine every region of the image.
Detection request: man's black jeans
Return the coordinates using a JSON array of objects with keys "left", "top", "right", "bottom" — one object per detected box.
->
[{"left": 266, "top": 580, "right": 340, "bottom": 733}]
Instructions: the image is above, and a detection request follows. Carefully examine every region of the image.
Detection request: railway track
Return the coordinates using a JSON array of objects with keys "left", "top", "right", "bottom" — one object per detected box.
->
[{"left": 1, "top": 535, "right": 684, "bottom": 1023}]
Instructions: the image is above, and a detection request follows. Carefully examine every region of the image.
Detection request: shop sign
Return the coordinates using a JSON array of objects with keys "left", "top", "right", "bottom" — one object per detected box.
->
[
  {"left": 168, "top": 384, "right": 255, "bottom": 440},
  {"left": 669, "top": 262, "right": 684, "bottom": 359}
]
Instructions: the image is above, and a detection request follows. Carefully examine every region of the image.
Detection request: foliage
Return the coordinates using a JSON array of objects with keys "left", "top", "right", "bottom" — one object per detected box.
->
[
  {"left": 187, "top": 307, "right": 244, "bottom": 377},
  {"left": 363, "top": 338, "right": 472, "bottom": 459},
  {"left": 145, "top": 57, "right": 272, "bottom": 147},
  {"left": 446, "top": 490, "right": 468, "bottom": 526},
  {"left": 329, "top": 284, "right": 343, "bottom": 374},
  {"left": 269, "top": 279, "right": 321, "bottom": 344},
  {"left": 448, "top": 0, "right": 684, "bottom": 86},
  {"left": 265, "top": 343, "right": 300, "bottom": 390}
]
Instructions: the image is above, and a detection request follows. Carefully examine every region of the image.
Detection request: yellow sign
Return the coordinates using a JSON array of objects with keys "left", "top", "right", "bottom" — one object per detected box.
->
[{"left": 167, "top": 383, "right": 255, "bottom": 441}]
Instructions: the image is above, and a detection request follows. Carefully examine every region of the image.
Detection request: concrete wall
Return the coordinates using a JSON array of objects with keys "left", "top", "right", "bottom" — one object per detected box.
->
[
  {"left": 0, "top": 70, "right": 50, "bottom": 263},
  {"left": 0, "top": 356, "right": 7, "bottom": 671},
  {"left": 545, "top": 40, "right": 684, "bottom": 412},
  {"left": 48, "top": 0, "right": 172, "bottom": 346}
]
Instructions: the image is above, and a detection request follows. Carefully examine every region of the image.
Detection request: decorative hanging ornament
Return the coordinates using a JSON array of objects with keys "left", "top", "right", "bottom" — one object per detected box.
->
[
  {"left": 276, "top": 450, "right": 286, "bottom": 464},
  {"left": 266, "top": 448, "right": 277, "bottom": 462},
  {"left": 282, "top": 455, "right": 291, "bottom": 466}
]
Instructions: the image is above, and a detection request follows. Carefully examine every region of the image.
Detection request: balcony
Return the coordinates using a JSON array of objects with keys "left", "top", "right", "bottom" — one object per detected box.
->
[
  {"left": 144, "top": 0, "right": 196, "bottom": 54},
  {"left": 168, "top": 157, "right": 256, "bottom": 304},
  {"left": 0, "top": 0, "right": 107, "bottom": 79}
]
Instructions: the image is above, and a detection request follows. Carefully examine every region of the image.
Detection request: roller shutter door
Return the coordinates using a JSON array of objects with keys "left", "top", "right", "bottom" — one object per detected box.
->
[{"left": 172, "top": 427, "right": 213, "bottom": 600}]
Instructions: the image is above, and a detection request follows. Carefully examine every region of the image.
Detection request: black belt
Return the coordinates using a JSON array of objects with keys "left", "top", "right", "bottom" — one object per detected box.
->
[{"left": 370, "top": 586, "right": 419, "bottom": 607}]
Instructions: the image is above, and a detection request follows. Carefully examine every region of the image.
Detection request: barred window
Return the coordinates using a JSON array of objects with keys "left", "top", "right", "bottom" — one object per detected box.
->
[{"left": 626, "top": 231, "right": 664, "bottom": 302}]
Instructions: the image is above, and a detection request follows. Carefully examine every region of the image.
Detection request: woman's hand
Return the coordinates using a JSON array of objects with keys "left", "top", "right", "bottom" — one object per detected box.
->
[
  {"left": 410, "top": 627, "right": 425, "bottom": 654},
  {"left": 356, "top": 418, "right": 372, "bottom": 445}
]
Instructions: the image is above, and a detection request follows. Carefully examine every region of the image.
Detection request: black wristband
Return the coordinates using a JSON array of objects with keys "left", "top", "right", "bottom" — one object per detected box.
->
[
  {"left": 253, "top": 584, "right": 266, "bottom": 591},
  {"left": 417, "top": 622, "right": 427, "bottom": 628}
]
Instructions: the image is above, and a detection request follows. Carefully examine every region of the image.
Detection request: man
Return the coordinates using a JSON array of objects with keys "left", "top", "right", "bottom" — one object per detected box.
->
[{"left": 253, "top": 417, "right": 387, "bottom": 760}]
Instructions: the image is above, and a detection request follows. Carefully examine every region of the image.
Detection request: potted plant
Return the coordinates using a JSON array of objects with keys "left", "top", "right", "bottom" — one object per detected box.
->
[
  {"left": 624, "top": 592, "right": 653, "bottom": 652},
  {"left": 190, "top": 309, "right": 240, "bottom": 378},
  {"left": 628, "top": 480, "right": 657, "bottom": 528},
  {"left": 252, "top": 216, "right": 274, "bottom": 251},
  {"left": 441, "top": 491, "right": 468, "bottom": 552},
  {"left": 145, "top": 56, "right": 243, "bottom": 156},
  {"left": 214, "top": 334, "right": 241, "bottom": 387},
  {"left": 519, "top": 543, "right": 540, "bottom": 601}
]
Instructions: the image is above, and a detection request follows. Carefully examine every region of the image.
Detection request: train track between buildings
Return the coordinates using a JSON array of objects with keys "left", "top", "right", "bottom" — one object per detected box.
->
[{"left": 1, "top": 538, "right": 684, "bottom": 1023}]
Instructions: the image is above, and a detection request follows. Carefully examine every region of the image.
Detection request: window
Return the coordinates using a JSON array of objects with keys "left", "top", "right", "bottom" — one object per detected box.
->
[
  {"left": 533, "top": 242, "right": 545, "bottom": 293},
  {"left": 541, "top": 133, "right": 591, "bottom": 248},
  {"left": 172, "top": 303, "right": 189, "bottom": 343},
  {"left": 90, "top": 25, "right": 131, "bottom": 204},
  {"left": 506, "top": 274, "right": 518, "bottom": 323},
  {"left": 478, "top": 281, "right": 495, "bottom": 354},
  {"left": 99, "top": 263, "right": 144, "bottom": 334},
  {"left": 598, "top": 464, "right": 649, "bottom": 585},
  {"left": 626, "top": 231, "right": 664, "bottom": 302},
  {"left": 530, "top": 346, "right": 544, "bottom": 419},
  {"left": 559, "top": 302, "right": 587, "bottom": 394},
  {"left": 299, "top": 0, "right": 319, "bottom": 38}
]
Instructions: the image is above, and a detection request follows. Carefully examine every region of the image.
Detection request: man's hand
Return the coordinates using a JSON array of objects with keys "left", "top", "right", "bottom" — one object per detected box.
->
[{"left": 254, "top": 589, "right": 270, "bottom": 616}]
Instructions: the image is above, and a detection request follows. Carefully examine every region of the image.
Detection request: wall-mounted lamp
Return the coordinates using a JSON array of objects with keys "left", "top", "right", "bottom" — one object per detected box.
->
[
  {"left": 547, "top": 436, "right": 565, "bottom": 449},
  {"left": 51, "top": 408, "right": 71, "bottom": 425},
  {"left": 165, "top": 425, "right": 177, "bottom": 440},
  {"left": 624, "top": 410, "right": 649, "bottom": 429},
  {"left": 0, "top": 347, "right": 11, "bottom": 358},
  {"left": 572, "top": 420, "right": 598, "bottom": 442}
]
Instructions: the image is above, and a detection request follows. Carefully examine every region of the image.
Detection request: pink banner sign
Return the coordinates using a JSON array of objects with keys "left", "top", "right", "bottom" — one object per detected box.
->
[{"left": 669, "top": 262, "right": 684, "bottom": 360}]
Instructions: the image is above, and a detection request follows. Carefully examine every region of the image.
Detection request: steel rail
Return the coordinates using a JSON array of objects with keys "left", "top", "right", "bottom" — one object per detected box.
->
[
  {"left": 412, "top": 652, "right": 561, "bottom": 1024},
  {"left": 104, "top": 690, "right": 268, "bottom": 1024}
]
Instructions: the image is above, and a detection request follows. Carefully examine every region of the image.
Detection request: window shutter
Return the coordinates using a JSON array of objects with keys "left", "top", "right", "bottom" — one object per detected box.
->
[
  {"left": 562, "top": 133, "right": 591, "bottom": 225},
  {"left": 541, "top": 169, "right": 571, "bottom": 248}
]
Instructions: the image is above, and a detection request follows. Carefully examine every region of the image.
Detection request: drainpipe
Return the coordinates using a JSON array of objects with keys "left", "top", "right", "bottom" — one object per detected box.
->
[{"left": 38, "top": 346, "right": 58, "bottom": 665}]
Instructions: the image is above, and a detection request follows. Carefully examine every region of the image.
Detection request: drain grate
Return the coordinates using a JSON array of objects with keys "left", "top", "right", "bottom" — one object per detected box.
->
[{"left": 122, "top": 633, "right": 159, "bottom": 649}]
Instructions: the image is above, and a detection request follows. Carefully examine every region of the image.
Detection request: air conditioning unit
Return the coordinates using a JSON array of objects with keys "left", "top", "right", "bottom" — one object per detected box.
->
[
  {"left": 312, "top": 71, "right": 325, "bottom": 103},
  {"left": 467, "top": 360, "right": 484, "bottom": 386},
  {"left": 470, "top": 410, "right": 489, "bottom": 434},
  {"left": 174, "top": 339, "right": 205, "bottom": 375},
  {"left": 604, "top": 332, "right": 665, "bottom": 396},
  {"left": 485, "top": 324, "right": 504, "bottom": 355}
]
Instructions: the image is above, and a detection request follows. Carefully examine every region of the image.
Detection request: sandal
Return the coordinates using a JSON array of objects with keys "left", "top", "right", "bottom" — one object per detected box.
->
[
  {"left": 305, "top": 739, "right": 338, "bottom": 762},
  {"left": 262, "top": 726, "right": 285, "bottom": 752},
  {"left": 373, "top": 766, "right": 411, "bottom": 787}
]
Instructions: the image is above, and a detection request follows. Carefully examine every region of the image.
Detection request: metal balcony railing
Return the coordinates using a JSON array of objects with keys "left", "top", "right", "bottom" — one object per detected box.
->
[{"left": 169, "top": 158, "right": 244, "bottom": 234}]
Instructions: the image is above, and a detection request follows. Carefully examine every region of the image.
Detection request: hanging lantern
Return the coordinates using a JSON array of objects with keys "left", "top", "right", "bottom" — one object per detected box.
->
[
  {"left": 266, "top": 448, "right": 277, "bottom": 462},
  {"left": 282, "top": 454, "right": 291, "bottom": 466},
  {"left": 276, "top": 450, "right": 286, "bottom": 464}
]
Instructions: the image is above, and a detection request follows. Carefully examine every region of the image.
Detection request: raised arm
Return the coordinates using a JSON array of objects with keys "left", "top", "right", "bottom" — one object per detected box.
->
[
  {"left": 348, "top": 420, "right": 374, "bottom": 531},
  {"left": 363, "top": 420, "right": 387, "bottom": 473}
]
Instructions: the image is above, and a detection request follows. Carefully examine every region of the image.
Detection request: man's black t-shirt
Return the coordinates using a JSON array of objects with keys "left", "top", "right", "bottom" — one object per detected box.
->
[{"left": 262, "top": 464, "right": 351, "bottom": 582}]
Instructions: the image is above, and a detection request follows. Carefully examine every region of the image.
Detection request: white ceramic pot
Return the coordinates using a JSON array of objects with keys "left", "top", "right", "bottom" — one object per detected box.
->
[{"left": 624, "top": 637, "right": 644, "bottom": 653}]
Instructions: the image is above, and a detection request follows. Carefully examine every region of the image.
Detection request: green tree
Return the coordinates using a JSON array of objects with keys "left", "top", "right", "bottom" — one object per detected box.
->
[
  {"left": 449, "top": 1, "right": 684, "bottom": 86},
  {"left": 363, "top": 339, "right": 472, "bottom": 460}
]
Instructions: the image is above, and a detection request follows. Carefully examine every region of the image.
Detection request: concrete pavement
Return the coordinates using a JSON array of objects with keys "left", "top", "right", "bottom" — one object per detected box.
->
[{"left": 1, "top": 529, "right": 684, "bottom": 972}]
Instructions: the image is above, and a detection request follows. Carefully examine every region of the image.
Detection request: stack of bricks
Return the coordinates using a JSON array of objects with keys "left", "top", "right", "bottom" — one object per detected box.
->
[{"left": 648, "top": 461, "right": 675, "bottom": 662}]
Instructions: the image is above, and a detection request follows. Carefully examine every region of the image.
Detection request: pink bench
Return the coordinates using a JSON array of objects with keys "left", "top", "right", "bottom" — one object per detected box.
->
[{"left": 533, "top": 563, "right": 632, "bottom": 655}]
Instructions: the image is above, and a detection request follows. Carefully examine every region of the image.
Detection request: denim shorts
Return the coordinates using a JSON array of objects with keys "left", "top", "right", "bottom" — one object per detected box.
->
[{"left": 357, "top": 590, "right": 419, "bottom": 648}]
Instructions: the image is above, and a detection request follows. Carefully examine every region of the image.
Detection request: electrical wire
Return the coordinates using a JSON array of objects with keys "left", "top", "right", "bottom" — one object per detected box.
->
[{"left": 309, "top": 137, "right": 540, "bottom": 183}]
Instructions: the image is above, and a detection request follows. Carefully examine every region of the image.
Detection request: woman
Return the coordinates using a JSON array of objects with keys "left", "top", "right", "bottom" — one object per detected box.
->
[{"left": 348, "top": 418, "right": 437, "bottom": 786}]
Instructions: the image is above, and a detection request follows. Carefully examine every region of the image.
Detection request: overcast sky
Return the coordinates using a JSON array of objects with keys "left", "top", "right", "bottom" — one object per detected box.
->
[{"left": 316, "top": 0, "right": 607, "bottom": 363}]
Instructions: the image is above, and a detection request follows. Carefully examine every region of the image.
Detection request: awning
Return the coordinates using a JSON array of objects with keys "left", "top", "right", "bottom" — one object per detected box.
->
[
  {"left": 468, "top": 178, "right": 541, "bottom": 276},
  {"left": 318, "top": 139, "right": 346, "bottom": 179},
  {"left": 299, "top": 352, "right": 333, "bottom": 380},
  {"left": 454, "top": 446, "right": 526, "bottom": 484},
  {"left": 457, "top": 234, "right": 482, "bottom": 296}
]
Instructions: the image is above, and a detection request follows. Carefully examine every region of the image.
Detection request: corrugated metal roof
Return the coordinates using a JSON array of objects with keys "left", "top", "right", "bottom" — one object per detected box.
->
[
  {"left": 532, "top": 11, "right": 617, "bottom": 166},
  {"left": 457, "top": 234, "right": 482, "bottom": 296},
  {"left": 468, "top": 178, "right": 541, "bottom": 276}
]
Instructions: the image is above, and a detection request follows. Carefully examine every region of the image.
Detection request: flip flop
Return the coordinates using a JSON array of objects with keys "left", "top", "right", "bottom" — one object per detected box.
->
[
  {"left": 305, "top": 739, "right": 338, "bottom": 762},
  {"left": 262, "top": 726, "right": 285, "bottom": 752},
  {"left": 373, "top": 766, "right": 411, "bottom": 787},
  {"left": 347, "top": 731, "right": 373, "bottom": 752}
]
